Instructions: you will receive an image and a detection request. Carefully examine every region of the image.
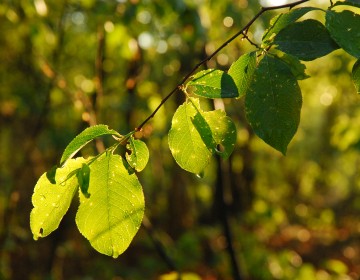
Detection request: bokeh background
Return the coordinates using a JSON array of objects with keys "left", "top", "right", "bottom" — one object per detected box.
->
[{"left": 1, "top": 0, "right": 360, "bottom": 279}]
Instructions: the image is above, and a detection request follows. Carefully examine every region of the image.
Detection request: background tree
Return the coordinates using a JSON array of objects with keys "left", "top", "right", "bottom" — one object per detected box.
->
[{"left": 1, "top": 0, "right": 360, "bottom": 279}]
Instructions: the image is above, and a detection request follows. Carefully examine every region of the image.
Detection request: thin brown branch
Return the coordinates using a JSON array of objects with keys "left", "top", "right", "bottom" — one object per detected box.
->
[{"left": 136, "top": 0, "right": 310, "bottom": 131}]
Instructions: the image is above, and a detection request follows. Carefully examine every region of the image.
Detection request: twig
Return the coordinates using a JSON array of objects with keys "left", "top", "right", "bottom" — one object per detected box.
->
[{"left": 135, "top": 0, "right": 310, "bottom": 131}]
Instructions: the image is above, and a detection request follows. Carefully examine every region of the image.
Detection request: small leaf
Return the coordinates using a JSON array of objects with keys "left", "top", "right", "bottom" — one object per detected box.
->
[
  {"left": 274, "top": 19, "right": 339, "bottom": 61},
  {"left": 168, "top": 98, "right": 236, "bottom": 174},
  {"left": 186, "top": 69, "right": 238, "bottom": 98},
  {"left": 76, "top": 153, "right": 144, "bottom": 258},
  {"left": 46, "top": 165, "right": 57, "bottom": 184},
  {"left": 353, "top": 59, "right": 360, "bottom": 94},
  {"left": 245, "top": 55, "right": 302, "bottom": 154},
  {"left": 326, "top": 9, "right": 360, "bottom": 58},
  {"left": 228, "top": 52, "right": 257, "bottom": 97},
  {"left": 272, "top": 50, "right": 310, "bottom": 80},
  {"left": 77, "top": 163, "right": 91, "bottom": 198},
  {"left": 125, "top": 137, "right": 149, "bottom": 172},
  {"left": 30, "top": 157, "right": 86, "bottom": 240},
  {"left": 60, "top": 124, "right": 122, "bottom": 166},
  {"left": 262, "top": 7, "right": 322, "bottom": 45}
]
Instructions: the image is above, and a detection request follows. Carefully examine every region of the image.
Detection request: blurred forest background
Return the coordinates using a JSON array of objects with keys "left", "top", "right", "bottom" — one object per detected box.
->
[{"left": 1, "top": 0, "right": 360, "bottom": 279}]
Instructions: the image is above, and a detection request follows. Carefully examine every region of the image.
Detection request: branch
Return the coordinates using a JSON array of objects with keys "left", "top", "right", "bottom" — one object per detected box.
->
[{"left": 135, "top": 0, "right": 310, "bottom": 131}]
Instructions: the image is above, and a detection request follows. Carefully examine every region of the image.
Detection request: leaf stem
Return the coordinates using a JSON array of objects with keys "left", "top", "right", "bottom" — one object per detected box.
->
[{"left": 135, "top": 0, "right": 310, "bottom": 131}]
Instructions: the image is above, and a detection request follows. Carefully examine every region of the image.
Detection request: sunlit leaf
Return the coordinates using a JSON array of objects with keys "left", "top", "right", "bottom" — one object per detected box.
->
[
  {"left": 30, "top": 157, "right": 86, "bottom": 240},
  {"left": 326, "top": 9, "right": 360, "bottom": 58},
  {"left": 274, "top": 19, "right": 339, "bottom": 61},
  {"left": 262, "top": 7, "right": 321, "bottom": 45},
  {"left": 168, "top": 98, "right": 236, "bottom": 174},
  {"left": 353, "top": 59, "right": 360, "bottom": 94},
  {"left": 76, "top": 152, "right": 144, "bottom": 258},
  {"left": 186, "top": 69, "right": 238, "bottom": 98},
  {"left": 125, "top": 136, "right": 149, "bottom": 172},
  {"left": 245, "top": 55, "right": 302, "bottom": 154},
  {"left": 228, "top": 51, "right": 257, "bottom": 97},
  {"left": 60, "top": 125, "right": 122, "bottom": 166}
]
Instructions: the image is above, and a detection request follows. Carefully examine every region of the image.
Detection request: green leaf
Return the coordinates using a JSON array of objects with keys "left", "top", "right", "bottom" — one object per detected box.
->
[
  {"left": 125, "top": 137, "right": 149, "bottom": 172},
  {"left": 353, "top": 59, "right": 360, "bottom": 94},
  {"left": 228, "top": 52, "right": 257, "bottom": 97},
  {"left": 197, "top": 110, "right": 236, "bottom": 159},
  {"left": 168, "top": 98, "right": 236, "bottom": 174},
  {"left": 333, "top": 0, "right": 360, "bottom": 9},
  {"left": 245, "top": 55, "right": 302, "bottom": 155},
  {"left": 77, "top": 163, "right": 91, "bottom": 198},
  {"left": 186, "top": 69, "right": 238, "bottom": 98},
  {"left": 326, "top": 9, "right": 360, "bottom": 58},
  {"left": 60, "top": 124, "right": 122, "bottom": 166},
  {"left": 262, "top": 7, "right": 321, "bottom": 45},
  {"left": 30, "top": 157, "right": 86, "bottom": 240},
  {"left": 168, "top": 99, "right": 212, "bottom": 174},
  {"left": 274, "top": 19, "right": 339, "bottom": 61},
  {"left": 272, "top": 50, "right": 310, "bottom": 80},
  {"left": 75, "top": 152, "right": 144, "bottom": 258}
]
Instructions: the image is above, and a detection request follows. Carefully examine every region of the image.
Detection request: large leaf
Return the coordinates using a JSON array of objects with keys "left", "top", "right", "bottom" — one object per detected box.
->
[
  {"left": 168, "top": 98, "right": 236, "bottom": 174},
  {"left": 353, "top": 59, "right": 360, "bottom": 94},
  {"left": 228, "top": 52, "right": 257, "bottom": 97},
  {"left": 262, "top": 7, "right": 321, "bottom": 45},
  {"left": 245, "top": 55, "right": 302, "bottom": 154},
  {"left": 274, "top": 19, "right": 339, "bottom": 61},
  {"left": 125, "top": 136, "right": 149, "bottom": 172},
  {"left": 60, "top": 125, "right": 122, "bottom": 166},
  {"left": 326, "top": 9, "right": 360, "bottom": 58},
  {"left": 186, "top": 69, "right": 238, "bottom": 98},
  {"left": 30, "top": 157, "right": 85, "bottom": 240},
  {"left": 75, "top": 152, "right": 144, "bottom": 258}
]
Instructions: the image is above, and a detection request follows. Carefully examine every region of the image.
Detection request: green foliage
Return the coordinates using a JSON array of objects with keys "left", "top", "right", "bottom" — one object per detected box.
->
[
  {"left": 27, "top": 0, "right": 360, "bottom": 272},
  {"left": 245, "top": 55, "right": 302, "bottom": 155},
  {"left": 273, "top": 19, "right": 339, "bottom": 61},
  {"left": 326, "top": 9, "right": 360, "bottom": 58},
  {"left": 186, "top": 69, "right": 238, "bottom": 98},
  {"left": 76, "top": 152, "right": 144, "bottom": 258},
  {"left": 168, "top": 97, "right": 236, "bottom": 174},
  {"left": 60, "top": 124, "right": 122, "bottom": 166},
  {"left": 30, "top": 157, "right": 86, "bottom": 240},
  {"left": 125, "top": 136, "right": 150, "bottom": 172},
  {"left": 228, "top": 51, "right": 257, "bottom": 97},
  {"left": 262, "top": 7, "right": 321, "bottom": 46}
]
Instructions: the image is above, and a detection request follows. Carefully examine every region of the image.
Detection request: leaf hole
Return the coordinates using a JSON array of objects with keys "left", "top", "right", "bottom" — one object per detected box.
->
[
  {"left": 39, "top": 228, "right": 43, "bottom": 235},
  {"left": 216, "top": 144, "right": 225, "bottom": 153}
]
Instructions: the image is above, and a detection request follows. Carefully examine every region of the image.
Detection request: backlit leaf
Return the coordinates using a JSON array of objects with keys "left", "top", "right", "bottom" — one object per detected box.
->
[
  {"left": 333, "top": 0, "right": 360, "bottom": 8},
  {"left": 228, "top": 52, "right": 257, "bottom": 97},
  {"left": 186, "top": 69, "right": 238, "bottom": 98},
  {"left": 30, "top": 157, "right": 86, "bottom": 240},
  {"left": 262, "top": 7, "right": 321, "bottom": 45},
  {"left": 168, "top": 98, "right": 236, "bottom": 174},
  {"left": 272, "top": 50, "right": 310, "bottom": 80},
  {"left": 326, "top": 9, "right": 360, "bottom": 58},
  {"left": 274, "top": 19, "right": 339, "bottom": 61},
  {"left": 76, "top": 152, "right": 144, "bottom": 258},
  {"left": 245, "top": 55, "right": 302, "bottom": 154},
  {"left": 353, "top": 59, "right": 360, "bottom": 94},
  {"left": 60, "top": 125, "right": 122, "bottom": 166},
  {"left": 125, "top": 137, "right": 149, "bottom": 172}
]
